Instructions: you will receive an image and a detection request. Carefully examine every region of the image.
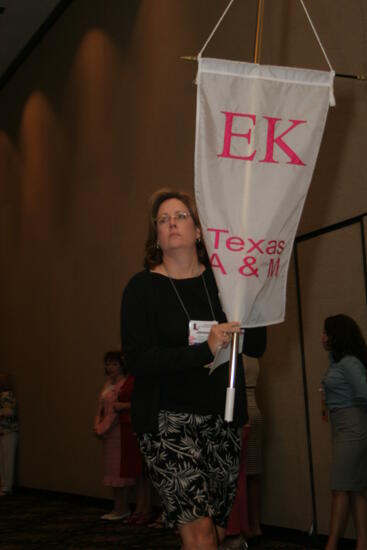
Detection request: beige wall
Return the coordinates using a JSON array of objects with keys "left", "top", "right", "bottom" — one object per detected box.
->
[{"left": 0, "top": 0, "right": 366, "bottom": 533}]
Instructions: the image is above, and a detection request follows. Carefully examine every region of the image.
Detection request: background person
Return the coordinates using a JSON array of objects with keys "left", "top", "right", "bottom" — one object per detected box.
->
[
  {"left": 94, "top": 351, "right": 140, "bottom": 520},
  {"left": 224, "top": 425, "right": 250, "bottom": 549},
  {"left": 0, "top": 373, "right": 19, "bottom": 496},
  {"left": 223, "top": 356, "right": 263, "bottom": 549},
  {"left": 321, "top": 314, "right": 367, "bottom": 550},
  {"left": 115, "top": 376, "right": 152, "bottom": 525},
  {"left": 121, "top": 188, "right": 266, "bottom": 550},
  {"left": 244, "top": 356, "right": 263, "bottom": 541}
]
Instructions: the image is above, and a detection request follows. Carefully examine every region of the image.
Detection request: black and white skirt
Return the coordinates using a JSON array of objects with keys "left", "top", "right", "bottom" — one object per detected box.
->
[{"left": 138, "top": 410, "right": 241, "bottom": 528}]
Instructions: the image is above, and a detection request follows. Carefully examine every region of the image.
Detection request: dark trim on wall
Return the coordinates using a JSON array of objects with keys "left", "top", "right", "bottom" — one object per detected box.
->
[
  {"left": 0, "top": 0, "right": 74, "bottom": 90},
  {"left": 296, "top": 213, "right": 367, "bottom": 243},
  {"left": 294, "top": 212, "right": 367, "bottom": 535},
  {"left": 294, "top": 245, "right": 318, "bottom": 535},
  {"left": 336, "top": 72, "right": 367, "bottom": 81},
  {"left": 360, "top": 218, "right": 367, "bottom": 305}
]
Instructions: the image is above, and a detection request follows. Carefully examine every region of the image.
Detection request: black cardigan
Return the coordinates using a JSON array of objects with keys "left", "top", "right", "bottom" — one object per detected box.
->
[{"left": 121, "top": 268, "right": 266, "bottom": 434}]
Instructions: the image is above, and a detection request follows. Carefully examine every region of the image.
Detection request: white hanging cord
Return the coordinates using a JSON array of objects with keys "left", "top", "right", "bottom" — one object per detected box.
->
[
  {"left": 298, "top": 0, "right": 334, "bottom": 72},
  {"left": 198, "top": 0, "right": 236, "bottom": 59}
]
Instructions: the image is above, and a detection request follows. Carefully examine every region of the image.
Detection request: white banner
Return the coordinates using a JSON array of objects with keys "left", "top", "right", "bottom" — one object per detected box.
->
[{"left": 195, "top": 57, "right": 334, "bottom": 327}]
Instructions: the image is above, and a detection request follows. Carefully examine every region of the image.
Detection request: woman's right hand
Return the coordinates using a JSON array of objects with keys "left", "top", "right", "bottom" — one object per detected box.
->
[{"left": 207, "top": 322, "right": 241, "bottom": 355}]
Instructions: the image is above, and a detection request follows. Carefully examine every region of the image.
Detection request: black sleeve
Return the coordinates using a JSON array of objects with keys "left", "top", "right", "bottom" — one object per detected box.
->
[
  {"left": 242, "top": 326, "right": 267, "bottom": 358},
  {"left": 121, "top": 275, "right": 214, "bottom": 379}
]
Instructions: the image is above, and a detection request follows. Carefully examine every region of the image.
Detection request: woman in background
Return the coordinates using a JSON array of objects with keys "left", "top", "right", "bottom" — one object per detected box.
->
[
  {"left": 94, "top": 351, "right": 141, "bottom": 520},
  {"left": 244, "top": 356, "right": 263, "bottom": 541},
  {"left": 223, "top": 356, "right": 263, "bottom": 550},
  {"left": 116, "top": 374, "right": 152, "bottom": 525},
  {"left": 322, "top": 314, "right": 367, "bottom": 550},
  {"left": 224, "top": 424, "right": 250, "bottom": 549},
  {"left": 0, "top": 373, "right": 19, "bottom": 496}
]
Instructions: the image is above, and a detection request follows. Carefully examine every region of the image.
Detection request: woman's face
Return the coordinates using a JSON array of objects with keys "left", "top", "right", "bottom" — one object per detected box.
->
[
  {"left": 155, "top": 198, "right": 200, "bottom": 256},
  {"left": 105, "top": 361, "right": 121, "bottom": 377}
]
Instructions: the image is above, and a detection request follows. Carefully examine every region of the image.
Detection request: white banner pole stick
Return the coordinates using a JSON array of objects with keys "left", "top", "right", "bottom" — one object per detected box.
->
[{"left": 224, "top": 331, "right": 239, "bottom": 422}]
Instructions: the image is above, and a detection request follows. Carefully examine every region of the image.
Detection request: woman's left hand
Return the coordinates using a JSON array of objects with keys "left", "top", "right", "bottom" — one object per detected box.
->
[{"left": 207, "top": 321, "right": 241, "bottom": 355}]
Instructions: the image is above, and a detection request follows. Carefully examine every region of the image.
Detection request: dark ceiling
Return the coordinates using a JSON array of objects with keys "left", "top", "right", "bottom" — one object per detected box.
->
[{"left": 0, "top": 0, "right": 70, "bottom": 87}]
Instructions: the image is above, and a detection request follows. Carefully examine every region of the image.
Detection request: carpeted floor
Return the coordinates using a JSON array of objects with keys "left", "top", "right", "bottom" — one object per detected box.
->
[{"left": 0, "top": 489, "right": 355, "bottom": 549}]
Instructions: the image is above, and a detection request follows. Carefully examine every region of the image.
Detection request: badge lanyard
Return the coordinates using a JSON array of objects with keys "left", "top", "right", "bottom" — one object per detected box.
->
[{"left": 168, "top": 273, "right": 215, "bottom": 321}]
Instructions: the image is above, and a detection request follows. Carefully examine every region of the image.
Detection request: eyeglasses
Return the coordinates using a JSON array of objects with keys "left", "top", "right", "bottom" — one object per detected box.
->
[{"left": 155, "top": 211, "right": 191, "bottom": 225}]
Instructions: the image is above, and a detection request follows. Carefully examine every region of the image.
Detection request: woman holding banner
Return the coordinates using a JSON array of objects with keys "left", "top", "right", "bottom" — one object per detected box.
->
[
  {"left": 321, "top": 314, "right": 367, "bottom": 550},
  {"left": 121, "top": 188, "right": 266, "bottom": 550}
]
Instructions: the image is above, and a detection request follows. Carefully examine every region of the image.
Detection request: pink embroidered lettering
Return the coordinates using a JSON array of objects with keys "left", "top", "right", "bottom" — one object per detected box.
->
[
  {"left": 239, "top": 256, "right": 259, "bottom": 277},
  {"left": 267, "top": 258, "right": 280, "bottom": 277},
  {"left": 208, "top": 228, "right": 229, "bottom": 249},
  {"left": 226, "top": 236, "right": 245, "bottom": 252},
  {"left": 210, "top": 253, "right": 227, "bottom": 275},
  {"left": 260, "top": 117, "right": 306, "bottom": 166},
  {"left": 217, "top": 112, "right": 256, "bottom": 161}
]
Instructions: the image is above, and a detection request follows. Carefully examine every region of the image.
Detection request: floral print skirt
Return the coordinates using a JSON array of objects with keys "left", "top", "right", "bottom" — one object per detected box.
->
[{"left": 138, "top": 410, "right": 241, "bottom": 528}]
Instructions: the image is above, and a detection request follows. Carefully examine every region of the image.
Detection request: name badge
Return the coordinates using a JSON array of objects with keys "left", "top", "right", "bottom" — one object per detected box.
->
[{"left": 188, "top": 320, "right": 218, "bottom": 346}]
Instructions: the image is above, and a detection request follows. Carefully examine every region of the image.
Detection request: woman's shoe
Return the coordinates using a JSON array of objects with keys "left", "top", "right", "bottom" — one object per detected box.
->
[
  {"left": 123, "top": 512, "right": 140, "bottom": 524},
  {"left": 134, "top": 513, "right": 154, "bottom": 525},
  {"left": 100, "top": 511, "right": 131, "bottom": 520},
  {"left": 220, "top": 536, "right": 248, "bottom": 549},
  {"left": 147, "top": 514, "right": 165, "bottom": 529}
]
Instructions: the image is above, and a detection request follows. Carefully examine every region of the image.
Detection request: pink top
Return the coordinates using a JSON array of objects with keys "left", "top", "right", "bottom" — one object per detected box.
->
[{"left": 94, "top": 377, "right": 126, "bottom": 436}]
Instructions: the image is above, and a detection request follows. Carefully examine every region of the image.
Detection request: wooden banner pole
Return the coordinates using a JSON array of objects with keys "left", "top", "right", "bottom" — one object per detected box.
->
[{"left": 253, "top": 0, "right": 265, "bottom": 63}]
